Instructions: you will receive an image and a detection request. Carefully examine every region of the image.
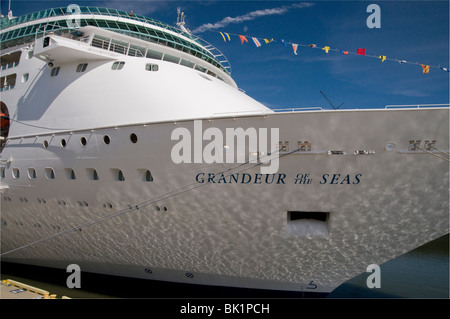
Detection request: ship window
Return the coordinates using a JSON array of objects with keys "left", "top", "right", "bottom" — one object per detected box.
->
[
  {"left": 79, "top": 63, "right": 88, "bottom": 72},
  {"left": 130, "top": 133, "right": 138, "bottom": 143},
  {"left": 27, "top": 168, "right": 37, "bottom": 179},
  {"left": 129, "top": 44, "right": 145, "bottom": 57},
  {"left": 112, "top": 169, "right": 125, "bottom": 181},
  {"left": 145, "top": 170, "right": 153, "bottom": 182},
  {"left": 163, "top": 54, "right": 180, "bottom": 64},
  {"left": 43, "top": 140, "right": 49, "bottom": 148},
  {"left": 43, "top": 37, "right": 50, "bottom": 47},
  {"left": 65, "top": 168, "right": 76, "bottom": 180},
  {"left": 80, "top": 137, "right": 87, "bottom": 146},
  {"left": 27, "top": 51, "right": 33, "bottom": 59},
  {"left": 111, "top": 61, "right": 125, "bottom": 70},
  {"left": 138, "top": 169, "right": 153, "bottom": 182},
  {"left": 103, "top": 135, "right": 110, "bottom": 144},
  {"left": 146, "top": 49, "right": 163, "bottom": 60},
  {"left": 0, "top": 167, "right": 5, "bottom": 178},
  {"left": 145, "top": 63, "right": 158, "bottom": 71},
  {"left": 60, "top": 139, "right": 67, "bottom": 147},
  {"left": 45, "top": 168, "right": 55, "bottom": 180},
  {"left": 50, "top": 67, "right": 60, "bottom": 77},
  {"left": 0, "top": 74, "right": 16, "bottom": 90},
  {"left": 86, "top": 168, "right": 99, "bottom": 180},
  {"left": 195, "top": 65, "right": 207, "bottom": 73},
  {"left": 22, "top": 73, "right": 29, "bottom": 83},
  {"left": 76, "top": 63, "right": 88, "bottom": 72},
  {"left": 180, "top": 59, "right": 195, "bottom": 69},
  {"left": 12, "top": 168, "right": 20, "bottom": 179}
]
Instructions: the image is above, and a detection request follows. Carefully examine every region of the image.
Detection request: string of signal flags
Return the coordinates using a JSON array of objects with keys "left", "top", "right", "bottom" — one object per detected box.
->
[{"left": 216, "top": 31, "right": 449, "bottom": 75}]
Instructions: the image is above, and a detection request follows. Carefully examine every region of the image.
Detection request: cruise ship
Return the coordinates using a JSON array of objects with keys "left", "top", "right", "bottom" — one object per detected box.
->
[{"left": 0, "top": 6, "right": 448, "bottom": 295}]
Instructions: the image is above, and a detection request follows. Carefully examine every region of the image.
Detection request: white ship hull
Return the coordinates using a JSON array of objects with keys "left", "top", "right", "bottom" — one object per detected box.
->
[{"left": 1, "top": 108, "right": 448, "bottom": 294}]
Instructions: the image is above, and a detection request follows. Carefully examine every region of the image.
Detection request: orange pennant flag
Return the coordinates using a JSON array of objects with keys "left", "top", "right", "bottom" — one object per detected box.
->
[{"left": 239, "top": 35, "right": 248, "bottom": 45}]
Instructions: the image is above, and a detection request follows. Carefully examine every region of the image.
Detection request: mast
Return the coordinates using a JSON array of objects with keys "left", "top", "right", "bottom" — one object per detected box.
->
[{"left": 176, "top": 8, "right": 190, "bottom": 34}]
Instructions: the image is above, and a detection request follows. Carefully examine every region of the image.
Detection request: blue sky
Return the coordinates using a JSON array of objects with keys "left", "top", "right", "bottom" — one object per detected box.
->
[{"left": 3, "top": 0, "right": 449, "bottom": 110}]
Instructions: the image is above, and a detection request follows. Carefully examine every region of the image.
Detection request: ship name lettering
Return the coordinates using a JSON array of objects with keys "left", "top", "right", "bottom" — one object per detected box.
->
[
  {"left": 195, "top": 172, "right": 286, "bottom": 184},
  {"left": 319, "top": 173, "right": 362, "bottom": 185}
]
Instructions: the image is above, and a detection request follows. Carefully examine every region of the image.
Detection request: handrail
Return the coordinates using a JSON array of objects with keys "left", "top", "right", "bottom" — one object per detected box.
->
[
  {"left": 385, "top": 104, "right": 450, "bottom": 109},
  {"left": 273, "top": 107, "right": 323, "bottom": 112}
]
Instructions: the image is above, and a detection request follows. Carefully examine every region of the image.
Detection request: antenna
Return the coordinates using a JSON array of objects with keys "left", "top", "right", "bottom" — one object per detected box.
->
[
  {"left": 320, "top": 90, "right": 344, "bottom": 110},
  {"left": 176, "top": 8, "right": 190, "bottom": 34},
  {"left": 7, "top": 0, "right": 16, "bottom": 20}
]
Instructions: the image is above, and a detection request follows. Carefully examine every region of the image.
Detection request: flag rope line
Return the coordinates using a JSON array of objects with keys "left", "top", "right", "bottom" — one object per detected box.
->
[{"left": 210, "top": 30, "right": 449, "bottom": 74}]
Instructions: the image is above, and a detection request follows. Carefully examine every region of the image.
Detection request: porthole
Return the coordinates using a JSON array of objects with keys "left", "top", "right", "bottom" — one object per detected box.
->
[
  {"left": 78, "top": 201, "right": 88, "bottom": 207},
  {"left": 145, "top": 170, "right": 153, "bottom": 182},
  {"left": 12, "top": 168, "right": 20, "bottom": 179},
  {"left": 86, "top": 168, "right": 99, "bottom": 180},
  {"left": 28, "top": 168, "right": 37, "bottom": 179},
  {"left": 45, "top": 168, "right": 55, "bottom": 180},
  {"left": 61, "top": 139, "right": 67, "bottom": 147},
  {"left": 103, "top": 135, "right": 110, "bottom": 145},
  {"left": 112, "top": 61, "right": 125, "bottom": 70},
  {"left": 80, "top": 137, "right": 87, "bottom": 146},
  {"left": 43, "top": 140, "right": 49, "bottom": 148},
  {"left": 130, "top": 133, "right": 138, "bottom": 143},
  {"left": 139, "top": 169, "right": 153, "bottom": 182},
  {"left": 111, "top": 169, "right": 125, "bottom": 181},
  {"left": 76, "top": 63, "right": 88, "bottom": 72},
  {"left": 65, "top": 168, "right": 76, "bottom": 180},
  {"left": 103, "top": 202, "right": 113, "bottom": 209}
]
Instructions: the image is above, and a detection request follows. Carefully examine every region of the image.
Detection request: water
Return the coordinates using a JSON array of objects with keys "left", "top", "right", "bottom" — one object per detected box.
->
[{"left": 1, "top": 235, "right": 448, "bottom": 299}]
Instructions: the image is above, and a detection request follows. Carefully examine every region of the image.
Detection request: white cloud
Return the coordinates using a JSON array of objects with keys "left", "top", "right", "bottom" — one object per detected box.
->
[{"left": 192, "top": 2, "right": 314, "bottom": 34}]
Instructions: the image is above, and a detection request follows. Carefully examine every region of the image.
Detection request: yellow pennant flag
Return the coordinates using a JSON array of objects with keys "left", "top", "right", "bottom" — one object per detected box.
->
[
  {"left": 421, "top": 64, "right": 430, "bottom": 74},
  {"left": 219, "top": 32, "right": 231, "bottom": 42},
  {"left": 379, "top": 55, "right": 386, "bottom": 62},
  {"left": 323, "top": 46, "right": 330, "bottom": 53},
  {"left": 264, "top": 38, "right": 274, "bottom": 44}
]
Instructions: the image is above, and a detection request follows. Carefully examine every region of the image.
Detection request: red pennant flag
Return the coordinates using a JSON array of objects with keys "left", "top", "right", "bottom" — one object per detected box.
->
[
  {"left": 421, "top": 65, "right": 430, "bottom": 74},
  {"left": 356, "top": 48, "right": 366, "bottom": 56},
  {"left": 239, "top": 35, "right": 248, "bottom": 45}
]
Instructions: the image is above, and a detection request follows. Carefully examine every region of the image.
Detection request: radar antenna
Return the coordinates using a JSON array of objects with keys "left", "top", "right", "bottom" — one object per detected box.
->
[{"left": 176, "top": 8, "right": 190, "bottom": 34}]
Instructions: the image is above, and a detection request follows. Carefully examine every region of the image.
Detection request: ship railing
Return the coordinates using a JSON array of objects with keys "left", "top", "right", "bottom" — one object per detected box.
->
[
  {"left": 385, "top": 104, "right": 450, "bottom": 109},
  {"left": 190, "top": 35, "right": 232, "bottom": 75},
  {"left": 273, "top": 107, "right": 324, "bottom": 112},
  {"left": 210, "top": 107, "right": 324, "bottom": 118}
]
